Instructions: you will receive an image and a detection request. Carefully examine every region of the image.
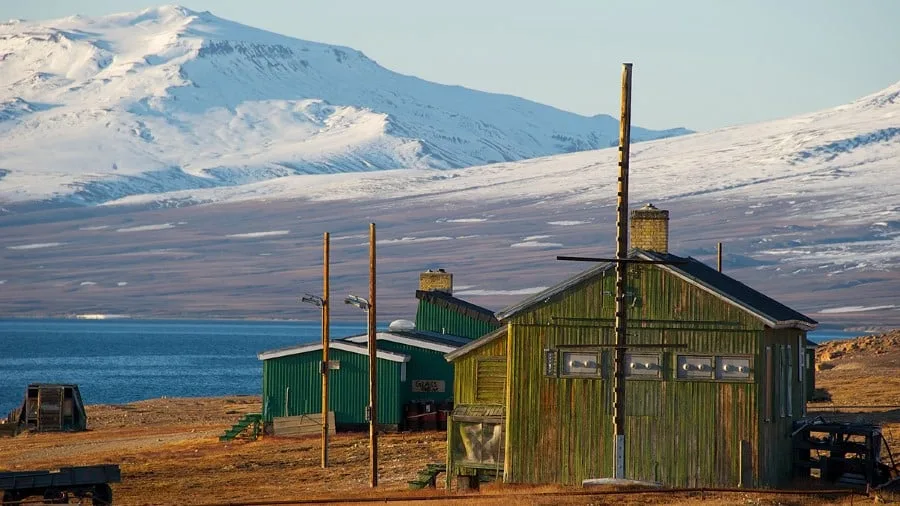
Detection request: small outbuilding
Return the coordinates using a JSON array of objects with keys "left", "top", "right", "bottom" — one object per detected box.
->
[
  {"left": 13, "top": 384, "right": 87, "bottom": 432},
  {"left": 258, "top": 269, "right": 500, "bottom": 431},
  {"left": 446, "top": 205, "right": 817, "bottom": 488}
]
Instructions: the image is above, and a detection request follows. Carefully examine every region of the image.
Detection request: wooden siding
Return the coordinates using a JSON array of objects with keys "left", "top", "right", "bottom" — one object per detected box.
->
[
  {"left": 758, "top": 327, "right": 808, "bottom": 487},
  {"left": 415, "top": 299, "right": 500, "bottom": 340},
  {"left": 504, "top": 264, "right": 771, "bottom": 487},
  {"left": 475, "top": 359, "right": 506, "bottom": 403},
  {"left": 452, "top": 334, "right": 508, "bottom": 405}
]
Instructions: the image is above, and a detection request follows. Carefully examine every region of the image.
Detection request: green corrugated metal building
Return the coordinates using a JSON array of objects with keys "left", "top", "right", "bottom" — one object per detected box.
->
[
  {"left": 258, "top": 269, "right": 500, "bottom": 430},
  {"left": 445, "top": 206, "right": 817, "bottom": 488},
  {"left": 258, "top": 340, "right": 409, "bottom": 426},
  {"left": 415, "top": 288, "right": 501, "bottom": 339}
]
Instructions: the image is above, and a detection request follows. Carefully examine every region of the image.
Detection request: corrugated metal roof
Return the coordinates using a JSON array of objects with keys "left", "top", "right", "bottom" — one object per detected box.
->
[
  {"left": 415, "top": 290, "right": 499, "bottom": 325},
  {"left": 342, "top": 330, "right": 468, "bottom": 353},
  {"left": 444, "top": 326, "right": 508, "bottom": 362},
  {"left": 257, "top": 340, "right": 410, "bottom": 362},
  {"left": 495, "top": 248, "right": 817, "bottom": 330}
]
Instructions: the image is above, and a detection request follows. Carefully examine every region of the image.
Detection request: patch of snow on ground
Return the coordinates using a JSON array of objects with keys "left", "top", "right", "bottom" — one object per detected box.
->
[
  {"left": 523, "top": 235, "right": 552, "bottom": 241},
  {"left": 444, "top": 218, "right": 487, "bottom": 223},
  {"left": 79, "top": 225, "right": 110, "bottom": 231},
  {"left": 818, "top": 305, "right": 898, "bottom": 314},
  {"left": 117, "top": 223, "right": 175, "bottom": 232},
  {"left": 6, "top": 242, "right": 66, "bottom": 250},
  {"left": 226, "top": 230, "right": 291, "bottom": 239},
  {"left": 511, "top": 241, "right": 564, "bottom": 248},
  {"left": 373, "top": 236, "right": 453, "bottom": 245},
  {"left": 117, "top": 282, "right": 128, "bottom": 286},
  {"left": 455, "top": 287, "right": 549, "bottom": 296},
  {"left": 80, "top": 281, "right": 97, "bottom": 286},
  {"left": 548, "top": 221, "right": 588, "bottom": 226}
]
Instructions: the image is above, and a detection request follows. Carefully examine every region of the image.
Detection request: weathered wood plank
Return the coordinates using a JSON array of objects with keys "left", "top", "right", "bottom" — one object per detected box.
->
[{"left": 273, "top": 412, "right": 335, "bottom": 437}]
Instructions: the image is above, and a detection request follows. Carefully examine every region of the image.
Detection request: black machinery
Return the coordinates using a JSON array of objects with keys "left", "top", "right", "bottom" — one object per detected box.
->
[
  {"left": 0, "top": 464, "right": 120, "bottom": 505},
  {"left": 793, "top": 417, "right": 898, "bottom": 489}
]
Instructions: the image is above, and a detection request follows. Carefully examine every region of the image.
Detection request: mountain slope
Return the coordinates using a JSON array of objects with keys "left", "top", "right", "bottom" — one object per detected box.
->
[{"left": 0, "top": 5, "right": 688, "bottom": 205}]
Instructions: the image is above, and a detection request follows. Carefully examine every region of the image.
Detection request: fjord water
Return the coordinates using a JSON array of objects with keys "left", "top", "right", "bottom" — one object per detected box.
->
[
  {"left": 0, "top": 319, "right": 861, "bottom": 415},
  {"left": 0, "top": 319, "right": 364, "bottom": 415}
]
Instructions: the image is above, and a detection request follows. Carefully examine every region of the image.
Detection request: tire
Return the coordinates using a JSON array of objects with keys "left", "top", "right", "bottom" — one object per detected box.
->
[{"left": 92, "top": 484, "right": 113, "bottom": 506}]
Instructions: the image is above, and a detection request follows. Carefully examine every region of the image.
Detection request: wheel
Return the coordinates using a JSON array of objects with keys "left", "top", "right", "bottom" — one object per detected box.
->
[
  {"left": 2, "top": 491, "right": 20, "bottom": 506},
  {"left": 92, "top": 484, "right": 113, "bottom": 506}
]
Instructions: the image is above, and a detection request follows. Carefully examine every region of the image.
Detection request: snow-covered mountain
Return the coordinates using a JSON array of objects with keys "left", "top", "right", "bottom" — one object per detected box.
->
[
  {"left": 0, "top": 78, "right": 897, "bottom": 325},
  {"left": 0, "top": 5, "right": 688, "bottom": 205}
]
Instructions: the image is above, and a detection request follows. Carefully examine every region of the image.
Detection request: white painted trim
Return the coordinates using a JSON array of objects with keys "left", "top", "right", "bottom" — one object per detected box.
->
[
  {"left": 344, "top": 332, "right": 458, "bottom": 354},
  {"left": 258, "top": 340, "right": 410, "bottom": 362}
]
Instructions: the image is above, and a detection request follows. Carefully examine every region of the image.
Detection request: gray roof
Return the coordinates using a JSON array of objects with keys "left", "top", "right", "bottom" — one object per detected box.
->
[
  {"left": 415, "top": 290, "right": 500, "bottom": 325},
  {"left": 495, "top": 249, "right": 817, "bottom": 330},
  {"left": 342, "top": 329, "right": 469, "bottom": 353}
]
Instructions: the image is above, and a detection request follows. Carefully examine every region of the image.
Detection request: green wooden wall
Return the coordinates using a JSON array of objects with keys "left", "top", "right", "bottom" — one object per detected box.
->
[
  {"left": 261, "top": 348, "right": 404, "bottom": 425},
  {"left": 415, "top": 299, "right": 500, "bottom": 340},
  {"left": 501, "top": 264, "right": 806, "bottom": 487},
  {"left": 452, "top": 334, "right": 508, "bottom": 405}
]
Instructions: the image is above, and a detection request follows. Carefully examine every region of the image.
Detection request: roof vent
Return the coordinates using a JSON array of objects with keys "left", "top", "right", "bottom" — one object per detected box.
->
[{"left": 388, "top": 319, "right": 415, "bottom": 331}]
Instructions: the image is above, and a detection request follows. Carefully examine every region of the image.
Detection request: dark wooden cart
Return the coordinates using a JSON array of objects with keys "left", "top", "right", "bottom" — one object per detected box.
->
[{"left": 0, "top": 464, "right": 120, "bottom": 505}]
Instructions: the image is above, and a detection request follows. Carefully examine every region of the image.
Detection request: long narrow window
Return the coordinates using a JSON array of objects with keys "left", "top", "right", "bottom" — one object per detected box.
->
[
  {"left": 786, "top": 344, "right": 793, "bottom": 418},
  {"left": 765, "top": 346, "right": 773, "bottom": 422},
  {"left": 778, "top": 345, "right": 785, "bottom": 419}
]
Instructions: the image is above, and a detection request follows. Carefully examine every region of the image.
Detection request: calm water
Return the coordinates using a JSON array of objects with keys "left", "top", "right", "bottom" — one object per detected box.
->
[
  {"left": 0, "top": 319, "right": 863, "bottom": 415},
  {"left": 0, "top": 319, "right": 365, "bottom": 415}
]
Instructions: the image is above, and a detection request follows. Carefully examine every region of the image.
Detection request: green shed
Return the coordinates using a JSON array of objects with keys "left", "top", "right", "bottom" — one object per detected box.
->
[
  {"left": 446, "top": 206, "right": 818, "bottom": 488},
  {"left": 258, "top": 340, "right": 410, "bottom": 427}
]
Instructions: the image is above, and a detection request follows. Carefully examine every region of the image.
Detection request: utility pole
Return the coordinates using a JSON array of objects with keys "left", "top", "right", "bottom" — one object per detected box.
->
[
  {"left": 368, "top": 222, "right": 378, "bottom": 488},
  {"left": 613, "top": 62, "right": 633, "bottom": 481},
  {"left": 321, "top": 232, "right": 330, "bottom": 468}
]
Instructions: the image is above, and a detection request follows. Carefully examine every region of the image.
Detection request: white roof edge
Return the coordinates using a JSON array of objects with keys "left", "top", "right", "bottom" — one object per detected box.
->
[
  {"left": 258, "top": 340, "right": 410, "bottom": 362},
  {"left": 771, "top": 320, "right": 818, "bottom": 331},
  {"left": 344, "top": 332, "right": 459, "bottom": 354}
]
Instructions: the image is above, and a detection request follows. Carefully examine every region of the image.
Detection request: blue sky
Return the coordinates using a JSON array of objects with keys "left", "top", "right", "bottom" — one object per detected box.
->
[{"left": 4, "top": 0, "right": 899, "bottom": 130}]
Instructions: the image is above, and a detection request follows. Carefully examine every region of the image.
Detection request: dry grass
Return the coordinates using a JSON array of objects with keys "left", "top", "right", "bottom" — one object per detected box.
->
[{"left": 3, "top": 332, "right": 900, "bottom": 504}]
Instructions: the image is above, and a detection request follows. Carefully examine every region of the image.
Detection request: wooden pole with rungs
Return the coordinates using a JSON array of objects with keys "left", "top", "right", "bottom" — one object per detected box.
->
[
  {"left": 368, "top": 223, "right": 378, "bottom": 487},
  {"left": 613, "top": 62, "right": 633, "bottom": 481},
  {"left": 321, "top": 232, "right": 330, "bottom": 468}
]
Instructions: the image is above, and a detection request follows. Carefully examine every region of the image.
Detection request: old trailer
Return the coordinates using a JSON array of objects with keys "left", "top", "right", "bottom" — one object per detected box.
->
[{"left": 0, "top": 464, "right": 120, "bottom": 505}]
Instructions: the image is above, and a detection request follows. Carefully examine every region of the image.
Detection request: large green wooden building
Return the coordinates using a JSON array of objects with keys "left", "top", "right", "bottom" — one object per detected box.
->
[
  {"left": 446, "top": 205, "right": 817, "bottom": 488},
  {"left": 258, "top": 269, "right": 501, "bottom": 429}
]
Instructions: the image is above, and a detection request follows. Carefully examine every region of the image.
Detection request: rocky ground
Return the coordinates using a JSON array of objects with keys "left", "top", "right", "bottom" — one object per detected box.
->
[{"left": 2, "top": 331, "right": 900, "bottom": 504}]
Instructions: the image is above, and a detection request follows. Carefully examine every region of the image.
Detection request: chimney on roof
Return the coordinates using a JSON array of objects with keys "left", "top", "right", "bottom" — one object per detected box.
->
[
  {"left": 419, "top": 269, "right": 453, "bottom": 295},
  {"left": 630, "top": 203, "right": 669, "bottom": 253}
]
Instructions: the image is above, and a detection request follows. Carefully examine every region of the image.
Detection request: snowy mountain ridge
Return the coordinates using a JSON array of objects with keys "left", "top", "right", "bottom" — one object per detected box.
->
[{"left": 0, "top": 5, "right": 689, "bottom": 205}]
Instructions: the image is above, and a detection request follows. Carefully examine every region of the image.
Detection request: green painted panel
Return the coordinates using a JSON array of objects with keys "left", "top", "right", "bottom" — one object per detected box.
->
[
  {"left": 373, "top": 341, "right": 455, "bottom": 405},
  {"left": 261, "top": 347, "right": 403, "bottom": 425},
  {"left": 475, "top": 358, "right": 506, "bottom": 403},
  {"left": 452, "top": 335, "right": 508, "bottom": 405},
  {"left": 415, "top": 300, "right": 500, "bottom": 340}
]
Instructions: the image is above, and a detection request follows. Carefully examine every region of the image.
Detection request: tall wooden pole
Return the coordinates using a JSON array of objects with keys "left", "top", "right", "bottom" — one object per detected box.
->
[
  {"left": 368, "top": 223, "right": 378, "bottom": 487},
  {"left": 717, "top": 242, "right": 723, "bottom": 272},
  {"left": 613, "top": 62, "right": 633, "bottom": 481},
  {"left": 321, "top": 232, "right": 330, "bottom": 468}
]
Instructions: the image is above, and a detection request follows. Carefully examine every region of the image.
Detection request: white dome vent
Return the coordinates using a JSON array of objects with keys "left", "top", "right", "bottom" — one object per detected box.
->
[{"left": 388, "top": 319, "right": 415, "bottom": 331}]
